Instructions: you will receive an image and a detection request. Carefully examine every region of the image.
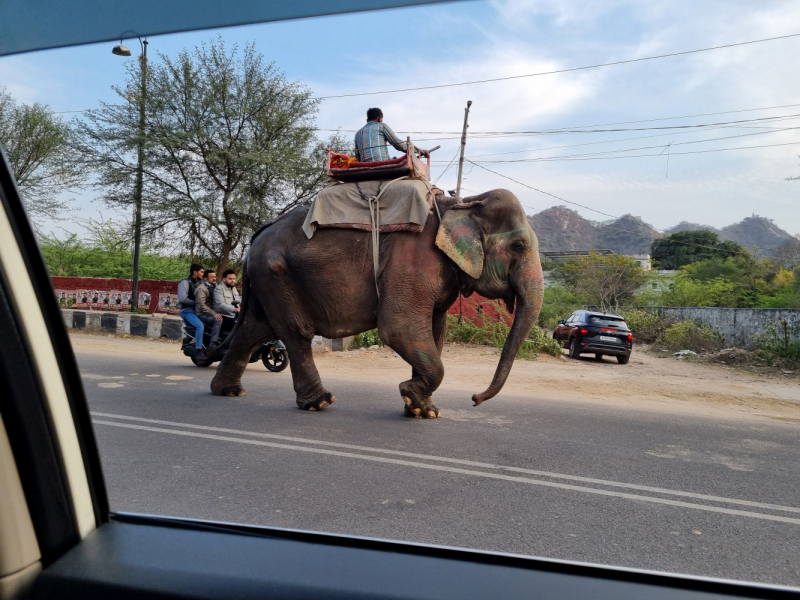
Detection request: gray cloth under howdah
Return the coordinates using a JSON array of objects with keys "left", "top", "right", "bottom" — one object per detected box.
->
[{"left": 302, "top": 177, "right": 434, "bottom": 239}]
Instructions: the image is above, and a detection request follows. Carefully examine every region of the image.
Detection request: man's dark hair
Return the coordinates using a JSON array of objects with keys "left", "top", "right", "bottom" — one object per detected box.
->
[
  {"left": 222, "top": 269, "right": 236, "bottom": 278},
  {"left": 203, "top": 269, "right": 215, "bottom": 279},
  {"left": 189, "top": 263, "right": 203, "bottom": 276},
  {"left": 367, "top": 107, "right": 383, "bottom": 121}
]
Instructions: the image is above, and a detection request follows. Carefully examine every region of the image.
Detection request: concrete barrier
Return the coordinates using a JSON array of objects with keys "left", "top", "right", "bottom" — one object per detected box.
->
[
  {"left": 61, "top": 309, "right": 351, "bottom": 349},
  {"left": 655, "top": 307, "right": 800, "bottom": 350}
]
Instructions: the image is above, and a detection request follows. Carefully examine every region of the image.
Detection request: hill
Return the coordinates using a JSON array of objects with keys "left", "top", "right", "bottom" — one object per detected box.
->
[
  {"left": 719, "top": 216, "right": 793, "bottom": 257},
  {"left": 528, "top": 208, "right": 794, "bottom": 257}
]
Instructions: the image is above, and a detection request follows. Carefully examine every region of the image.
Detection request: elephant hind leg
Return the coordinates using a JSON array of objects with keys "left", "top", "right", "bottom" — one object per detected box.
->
[{"left": 210, "top": 314, "right": 275, "bottom": 397}]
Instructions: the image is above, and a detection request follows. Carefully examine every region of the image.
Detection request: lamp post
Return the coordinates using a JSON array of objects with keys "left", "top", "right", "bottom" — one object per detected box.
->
[{"left": 112, "top": 37, "right": 147, "bottom": 311}]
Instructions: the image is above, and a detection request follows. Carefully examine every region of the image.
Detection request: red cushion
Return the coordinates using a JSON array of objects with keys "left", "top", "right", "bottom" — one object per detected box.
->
[{"left": 347, "top": 155, "right": 408, "bottom": 169}]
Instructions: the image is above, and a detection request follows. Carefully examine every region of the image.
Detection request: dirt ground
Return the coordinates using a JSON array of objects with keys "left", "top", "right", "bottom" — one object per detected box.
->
[{"left": 70, "top": 331, "right": 800, "bottom": 424}]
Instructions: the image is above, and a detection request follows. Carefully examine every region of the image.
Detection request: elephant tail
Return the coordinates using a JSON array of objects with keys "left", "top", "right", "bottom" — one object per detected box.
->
[{"left": 207, "top": 257, "right": 250, "bottom": 357}]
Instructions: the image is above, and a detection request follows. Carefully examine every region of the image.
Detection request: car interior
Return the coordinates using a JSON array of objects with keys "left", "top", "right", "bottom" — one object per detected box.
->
[{"left": 1, "top": 1, "right": 799, "bottom": 598}]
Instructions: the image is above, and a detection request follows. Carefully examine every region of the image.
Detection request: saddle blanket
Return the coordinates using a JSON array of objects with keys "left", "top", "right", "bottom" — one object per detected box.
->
[{"left": 302, "top": 178, "right": 436, "bottom": 239}]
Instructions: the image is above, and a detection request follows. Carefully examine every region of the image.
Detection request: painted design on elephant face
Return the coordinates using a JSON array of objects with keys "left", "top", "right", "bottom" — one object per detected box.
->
[
  {"left": 435, "top": 210, "right": 484, "bottom": 279},
  {"left": 481, "top": 228, "right": 534, "bottom": 290}
]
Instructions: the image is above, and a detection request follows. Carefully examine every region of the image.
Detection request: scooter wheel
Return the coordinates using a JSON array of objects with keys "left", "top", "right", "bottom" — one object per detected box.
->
[
  {"left": 262, "top": 349, "right": 289, "bottom": 372},
  {"left": 191, "top": 355, "right": 213, "bottom": 367}
]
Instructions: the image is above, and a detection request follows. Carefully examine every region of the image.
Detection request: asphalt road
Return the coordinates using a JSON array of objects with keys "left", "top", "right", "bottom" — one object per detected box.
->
[{"left": 75, "top": 340, "right": 800, "bottom": 588}]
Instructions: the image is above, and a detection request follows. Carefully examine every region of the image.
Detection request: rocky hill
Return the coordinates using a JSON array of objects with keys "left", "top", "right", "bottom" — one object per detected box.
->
[
  {"left": 527, "top": 206, "right": 596, "bottom": 251},
  {"left": 718, "top": 216, "right": 793, "bottom": 256},
  {"left": 529, "top": 207, "right": 658, "bottom": 255},
  {"left": 529, "top": 208, "right": 795, "bottom": 257}
]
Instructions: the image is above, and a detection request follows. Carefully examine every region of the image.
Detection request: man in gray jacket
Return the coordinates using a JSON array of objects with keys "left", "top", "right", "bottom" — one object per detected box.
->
[
  {"left": 214, "top": 269, "right": 241, "bottom": 332},
  {"left": 195, "top": 270, "right": 223, "bottom": 348}
]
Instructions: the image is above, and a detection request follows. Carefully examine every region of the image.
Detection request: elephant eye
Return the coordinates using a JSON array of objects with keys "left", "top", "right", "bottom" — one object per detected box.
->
[{"left": 510, "top": 241, "right": 526, "bottom": 252}]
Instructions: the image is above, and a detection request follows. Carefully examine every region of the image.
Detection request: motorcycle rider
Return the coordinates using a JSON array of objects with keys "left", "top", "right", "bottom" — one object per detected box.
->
[
  {"left": 213, "top": 268, "right": 241, "bottom": 334},
  {"left": 178, "top": 264, "right": 206, "bottom": 357},
  {"left": 195, "top": 269, "right": 223, "bottom": 349}
]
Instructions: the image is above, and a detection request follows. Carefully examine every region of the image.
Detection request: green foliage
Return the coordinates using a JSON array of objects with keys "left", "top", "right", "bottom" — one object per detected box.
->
[
  {"left": 651, "top": 230, "right": 746, "bottom": 269},
  {"left": 76, "top": 38, "right": 342, "bottom": 271},
  {"left": 446, "top": 301, "right": 562, "bottom": 360},
  {"left": 659, "top": 273, "right": 738, "bottom": 307},
  {"left": 0, "top": 87, "right": 83, "bottom": 225},
  {"left": 620, "top": 309, "right": 670, "bottom": 343},
  {"left": 753, "top": 320, "right": 800, "bottom": 366},
  {"left": 551, "top": 251, "right": 648, "bottom": 313},
  {"left": 538, "top": 285, "right": 583, "bottom": 329},
  {"left": 350, "top": 329, "right": 383, "bottom": 349},
  {"left": 656, "top": 320, "right": 721, "bottom": 352},
  {"left": 39, "top": 227, "right": 193, "bottom": 280},
  {"left": 656, "top": 254, "right": 799, "bottom": 308}
]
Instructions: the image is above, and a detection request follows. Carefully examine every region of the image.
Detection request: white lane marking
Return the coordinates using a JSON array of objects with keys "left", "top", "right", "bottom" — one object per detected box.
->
[
  {"left": 92, "top": 419, "right": 800, "bottom": 526},
  {"left": 92, "top": 411, "right": 800, "bottom": 515}
]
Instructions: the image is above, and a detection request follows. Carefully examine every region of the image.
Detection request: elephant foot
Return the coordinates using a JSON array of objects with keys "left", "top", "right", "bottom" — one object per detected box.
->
[
  {"left": 402, "top": 394, "right": 441, "bottom": 419},
  {"left": 211, "top": 377, "right": 245, "bottom": 397},
  {"left": 297, "top": 392, "right": 336, "bottom": 412},
  {"left": 221, "top": 385, "right": 245, "bottom": 397}
]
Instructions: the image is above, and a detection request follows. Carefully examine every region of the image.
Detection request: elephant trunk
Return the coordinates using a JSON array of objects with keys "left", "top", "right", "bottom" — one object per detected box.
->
[{"left": 472, "top": 255, "right": 544, "bottom": 406}]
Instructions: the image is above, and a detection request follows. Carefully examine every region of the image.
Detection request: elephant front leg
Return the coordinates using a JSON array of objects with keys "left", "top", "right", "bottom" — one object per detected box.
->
[
  {"left": 285, "top": 336, "right": 336, "bottom": 411},
  {"left": 386, "top": 332, "right": 444, "bottom": 419}
]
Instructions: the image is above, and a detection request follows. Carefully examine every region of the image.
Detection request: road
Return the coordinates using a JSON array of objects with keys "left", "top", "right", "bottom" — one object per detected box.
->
[{"left": 73, "top": 334, "right": 800, "bottom": 588}]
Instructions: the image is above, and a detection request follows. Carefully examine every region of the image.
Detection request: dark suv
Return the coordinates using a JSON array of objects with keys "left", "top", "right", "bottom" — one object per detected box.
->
[{"left": 554, "top": 311, "right": 633, "bottom": 364}]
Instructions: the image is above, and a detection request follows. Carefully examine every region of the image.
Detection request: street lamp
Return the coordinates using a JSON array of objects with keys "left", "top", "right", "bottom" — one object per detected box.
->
[{"left": 113, "top": 37, "right": 147, "bottom": 311}]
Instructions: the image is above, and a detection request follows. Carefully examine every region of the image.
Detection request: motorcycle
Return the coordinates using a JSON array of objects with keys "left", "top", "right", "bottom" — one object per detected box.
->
[{"left": 180, "top": 317, "right": 288, "bottom": 372}]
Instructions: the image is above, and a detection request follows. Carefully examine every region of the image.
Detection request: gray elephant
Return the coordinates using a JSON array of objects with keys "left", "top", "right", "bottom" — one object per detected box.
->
[{"left": 210, "top": 189, "right": 544, "bottom": 418}]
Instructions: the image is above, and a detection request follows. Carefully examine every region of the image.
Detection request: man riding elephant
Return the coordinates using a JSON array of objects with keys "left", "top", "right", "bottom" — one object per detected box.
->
[{"left": 210, "top": 189, "right": 544, "bottom": 418}]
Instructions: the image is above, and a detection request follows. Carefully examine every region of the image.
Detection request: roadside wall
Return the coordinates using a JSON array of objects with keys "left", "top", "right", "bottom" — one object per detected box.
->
[
  {"left": 52, "top": 276, "right": 177, "bottom": 314},
  {"left": 655, "top": 307, "right": 800, "bottom": 350},
  {"left": 61, "top": 309, "right": 351, "bottom": 350}
]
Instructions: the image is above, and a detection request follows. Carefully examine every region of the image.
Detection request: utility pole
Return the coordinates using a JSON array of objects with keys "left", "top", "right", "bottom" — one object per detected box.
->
[
  {"left": 455, "top": 100, "right": 472, "bottom": 199},
  {"left": 130, "top": 39, "right": 148, "bottom": 311}
]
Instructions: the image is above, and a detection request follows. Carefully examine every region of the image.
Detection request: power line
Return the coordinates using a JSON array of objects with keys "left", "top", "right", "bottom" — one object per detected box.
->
[
  {"left": 313, "top": 32, "right": 800, "bottom": 99},
  {"left": 463, "top": 127, "right": 800, "bottom": 163},
  {"left": 467, "top": 140, "right": 800, "bottom": 164},
  {"left": 318, "top": 112, "right": 800, "bottom": 137}
]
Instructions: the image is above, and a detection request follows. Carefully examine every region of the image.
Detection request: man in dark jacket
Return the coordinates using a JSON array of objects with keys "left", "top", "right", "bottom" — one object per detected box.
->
[
  {"left": 178, "top": 263, "right": 206, "bottom": 356},
  {"left": 195, "top": 269, "right": 222, "bottom": 348}
]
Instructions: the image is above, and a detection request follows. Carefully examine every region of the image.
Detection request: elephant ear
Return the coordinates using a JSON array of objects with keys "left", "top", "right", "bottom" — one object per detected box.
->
[{"left": 436, "top": 205, "right": 484, "bottom": 279}]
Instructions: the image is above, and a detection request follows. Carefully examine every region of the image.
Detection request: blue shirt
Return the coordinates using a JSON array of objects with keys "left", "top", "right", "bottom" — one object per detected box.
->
[{"left": 354, "top": 121, "right": 408, "bottom": 162}]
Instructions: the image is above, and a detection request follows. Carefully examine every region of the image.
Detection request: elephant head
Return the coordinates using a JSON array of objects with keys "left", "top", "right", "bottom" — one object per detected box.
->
[{"left": 436, "top": 189, "right": 545, "bottom": 406}]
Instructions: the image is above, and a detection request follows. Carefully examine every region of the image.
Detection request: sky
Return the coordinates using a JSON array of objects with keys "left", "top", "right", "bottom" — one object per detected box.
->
[{"left": 2, "top": 0, "right": 800, "bottom": 237}]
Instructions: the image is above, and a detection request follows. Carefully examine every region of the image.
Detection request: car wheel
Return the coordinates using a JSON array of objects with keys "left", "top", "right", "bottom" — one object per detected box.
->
[
  {"left": 568, "top": 338, "right": 580, "bottom": 359},
  {"left": 617, "top": 354, "right": 630, "bottom": 364}
]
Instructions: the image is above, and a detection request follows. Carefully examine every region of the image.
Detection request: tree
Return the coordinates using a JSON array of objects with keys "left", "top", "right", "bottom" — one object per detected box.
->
[
  {"left": 650, "top": 230, "right": 746, "bottom": 269},
  {"left": 552, "top": 251, "right": 648, "bottom": 312},
  {"left": 0, "top": 88, "right": 82, "bottom": 225},
  {"left": 77, "top": 38, "right": 337, "bottom": 271}
]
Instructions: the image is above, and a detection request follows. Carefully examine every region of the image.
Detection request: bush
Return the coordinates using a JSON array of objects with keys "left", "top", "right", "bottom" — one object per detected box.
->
[
  {"left": 656, "top": 320, "right": 721, "bottom": 352},
  {"left": 350, "top": 329, "right": 383, "bottom": 349},
  {"left": 538, "top": 285, "right": 583, "bottom": 330},
  {"left": 620, "top": 309, "right": 671, "bottom": 343},
  {"left": 753, "top": 320, "right": 800, "bottom": 366},
  {"left": 447, "top": 301, "right": 562, "bottom": 360}
]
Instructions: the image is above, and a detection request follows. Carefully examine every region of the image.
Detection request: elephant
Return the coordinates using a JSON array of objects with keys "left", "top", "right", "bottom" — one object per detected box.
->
[{"left": 210, "top": 188, "right": 545, "bottom": 418}]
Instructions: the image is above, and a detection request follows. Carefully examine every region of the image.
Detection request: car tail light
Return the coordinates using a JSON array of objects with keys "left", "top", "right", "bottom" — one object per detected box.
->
[
  {"left": 580, "top": 328, "right": 588, "bottom": 334},
  {"left": 601, "top": 327, "right": 616, "bottom": 331},
  {"left": 627, "top": 333, "right": 633, "bottom": 341}
]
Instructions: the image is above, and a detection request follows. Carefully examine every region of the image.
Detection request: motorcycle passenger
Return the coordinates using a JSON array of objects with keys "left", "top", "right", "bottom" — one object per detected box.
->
[
  {"left": 195, "top": 269, "right": 223, "bottom": 349},
  {"left": 213, "top": 268, "right": 241, "bottom": 334},
  {"left": 178, "top": 264, "right": 206, "bottom": 357}
]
